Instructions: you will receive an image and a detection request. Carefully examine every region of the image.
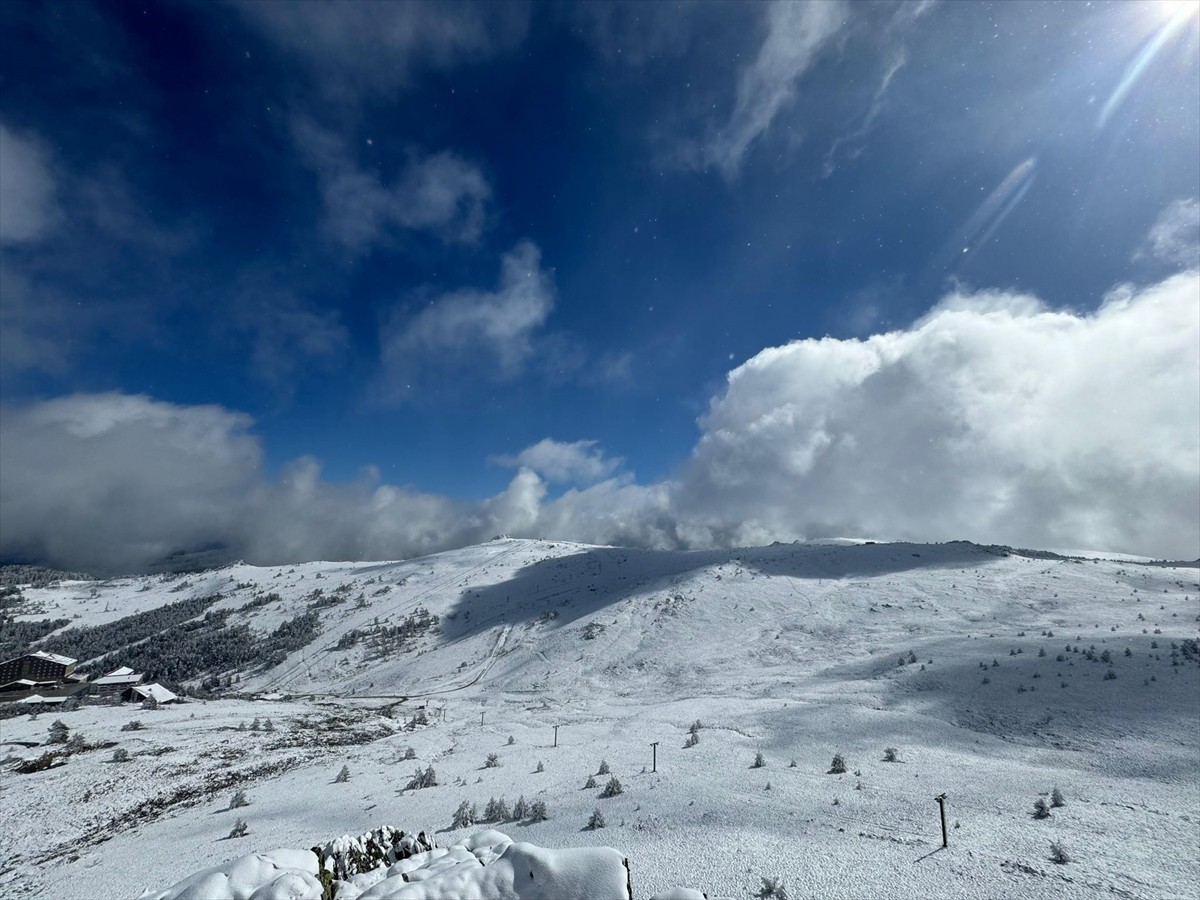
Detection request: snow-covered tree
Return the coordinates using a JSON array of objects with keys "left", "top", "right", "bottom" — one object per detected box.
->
[{"left": 587, "top": 808, "right": 606, "bottom": 830}]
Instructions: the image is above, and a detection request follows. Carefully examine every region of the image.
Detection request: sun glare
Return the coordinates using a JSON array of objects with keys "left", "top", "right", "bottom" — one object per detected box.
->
[{"left": 1158, "top": 0, "right": 1200, "bottom": 20}]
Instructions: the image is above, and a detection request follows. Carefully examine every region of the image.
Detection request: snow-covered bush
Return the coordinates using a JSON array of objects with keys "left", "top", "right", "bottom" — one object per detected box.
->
[
  {"left": 1050, "top": 787, "right": 1065, "bottom": 808},
  {"left": 335, "top": 764, "right": 351, "bottom": 783},
  {"left": 535, "top": 760, "right": 544, "bottom": 773},
  {"left": 828, "top": 754, "right": 847, "bottom": 774},
  {"left": 404, "top": 746, "right": 417, "bottom": 760},
  {"left": 600, "top": 776, "right": 623, "bottom": 798},
  {"left": 585, "top": 774, "right": 597, "bottom": 789},
  {"left": 406, "top": 764, "right": 438, "bottom": 789},
  {"left": 684, "top": 732, "right": 699, "bottom": 748},
  {"left": 1049, "top": 841, "right": 1070, "bottom": 864},
  {"left": 597, "top": 759, "right": 611, "bottom": 775},
  {"left": 120, "top": 720, "right": 143, "bottom": 732},
  {"left": 1033, "top": 797, "right": 1050, "bottom": 819},
  {"left": 883, "top": 747, "right": 899, "bottom": 762},
  {"left": 752, "top": 751, "right": 766, "bottom": 769},
  {"left": 111, "top": 748, "right": 130, "bottom": 763},
  {"left": 587, "top": 808, "right": 606, "bottom": 830},
  {"left": 485, "top": 752, "right": 500, "bottom": 768},
  {"left": 529, "top": 799, "right": 548, "bottom": 821},
  {"left": 229, "top": 789, "right": 249, "bottom": 809},
  {"left": 758, "top": 874, "right": 789, "bottom": 899},
  {"left": 227, "top": 819, "right": 248, "bottom": 839},
  {"left": 47, "top": 720, "right": 69, "bottom": 744}
]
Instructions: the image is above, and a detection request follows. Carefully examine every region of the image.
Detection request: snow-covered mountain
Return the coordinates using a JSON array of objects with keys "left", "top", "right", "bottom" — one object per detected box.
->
[{"left": 1, "top": 538, "right": 1197, "bottom": 899}]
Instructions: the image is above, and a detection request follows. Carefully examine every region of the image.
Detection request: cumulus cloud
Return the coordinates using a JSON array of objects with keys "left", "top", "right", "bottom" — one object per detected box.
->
[
  {"left": 3, "top": 273, "right": 1196, "bottom": 573},
  {"left": 379, "top": 240, "right": 555, "bottom": 398},
  {"left": 1137, "top": 198, "right": 1200, "bottom": 268},
  {"left": 232, "top": 0, "right": 528, "bottom": 99},
  {"left": 0, "top": 123, "right": 60, "bottom": 243},
  {"left": 294, "top": 119, "right": 491, "bottom": 252},
  {"left": 698, "top": 1, "right": 848, "bottom": 176},
  {"left": 672, "top": 271, "right": 1200, "bottom": 556},
  {"left": 491, "top": 439, "right": 622, "bottom": 485}
]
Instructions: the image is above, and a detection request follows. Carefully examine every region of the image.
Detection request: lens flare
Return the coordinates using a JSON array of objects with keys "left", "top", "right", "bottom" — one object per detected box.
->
[{"left": 1099, "top": 1, "right": 1198, "bottom": 129}]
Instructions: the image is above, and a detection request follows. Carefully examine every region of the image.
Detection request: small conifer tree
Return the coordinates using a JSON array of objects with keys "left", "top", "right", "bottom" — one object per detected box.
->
[
  {"left": 47, "top": 720, "right": 69, "bottom": 744},
  {"left": 485, "top": 752, "right": 500, "bottom": 768},
  {"left": 452, "top": 800, "right": 476, "bottom": 828},
  {"left": 587, "top": 808, "right": 606, "bottom": 830},
  {"left": 512, "top": 796, "right": 529, "bottom": 820},
  {"left": 1033, "top": 797, "right": 1050, "bottom": 819},
  {"left": 752, "top": 751, "right": 766, "bottom": 769},
  {"left": 111, "top": 748, "right": 130, "bottom": 763},
  {"left": 228, "top": 819, "right": 248, "bottom": 839},
  {"left": 1050, "top": 787, "right": 1065, "bottom": 808},
  {"left": 229, "top": 789, "right": 249, "bottom": 809},
  {"left": 600, "top": 775, "right": 623, "bottom": 797},
  {"left": 597, "top": 759, "right": 610, "bottom": 775},
  {"left": 585, "top": 774, "right": 597, "bottom": 789},
  {"left": 535, "top": 760, "right": 544, "bottom": 773},
  {"left": 883, "top": 747, "right": 899, "bottom": 763},
  {"left": 529, "top": 799, "right": 548, "bottom": 821},
  {"left": 828, "top": 753, "right": 847, "bottom": 774}
]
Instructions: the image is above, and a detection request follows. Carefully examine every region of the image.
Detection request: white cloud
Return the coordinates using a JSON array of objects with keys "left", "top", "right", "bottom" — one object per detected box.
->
[
  {"left": 672, "top": 271, "right": 1200, "bottom": 557},
  {"left": 1138, "top": 198, "right": 1200, "bottom": 268},
  {"left": 491, "top": 439, "right": 622, "bottom": 485},
  {"left": 379, "top": 240, "right": 555, "bottom": 397},
  {"left": 0, "top": 123, "right": 60, "bottom": 243},
  {"left": 699, "top": 1, "right": 848, "bottom": 176},
  {"left": 3, "top": 273, "right": 1196, "bottom": 573},
  {"left": 294, "top": 119, "right": 491, "bottom": 252},
  {"left": 231, "top": 1, "right": 527, "bottom": 99}
]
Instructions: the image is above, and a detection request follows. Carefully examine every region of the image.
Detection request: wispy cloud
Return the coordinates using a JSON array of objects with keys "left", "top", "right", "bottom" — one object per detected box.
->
[
  {"left": 1137, "top": 197, "right": 1200, "bottom": 268},
  {"left": 378, "top": 240, "right": 555, "bottom": 400},
  {"left": 0, "top": 123, "right": 60, "bottom": 243},
  {"left": 697, "top": 1, "right": 848, "bottom": 177},
  {"left": 231, "top": 0, "right": 528, "bottom": 100},
  {"left": 294, "top": 119, "right": 492, "bottom": 254}
]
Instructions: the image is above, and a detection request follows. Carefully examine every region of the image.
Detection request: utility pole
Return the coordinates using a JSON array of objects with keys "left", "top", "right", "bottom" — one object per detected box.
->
[
  {"left": 650, "top": 741, "right": 659, "bottom": 773},
  {"left": 481, "top": 711, "right": 485, "bottom": 726},
  {"left": 935, "top": 793, "right": 948, "bottom": 848},
  {"left": 553, "top": 725, "right": 559, "bottom": 747}
]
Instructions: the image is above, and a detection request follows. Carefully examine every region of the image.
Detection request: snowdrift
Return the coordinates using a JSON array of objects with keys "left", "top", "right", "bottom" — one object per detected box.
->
[{"left": 139, "top": 828, "right": 636, "bottom": 900}]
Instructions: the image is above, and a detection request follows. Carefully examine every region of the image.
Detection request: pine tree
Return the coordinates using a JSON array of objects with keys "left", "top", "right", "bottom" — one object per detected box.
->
[
  {"left": 335, "top": 764, "right": 351, "bottom": 783},
  {"left": 512, "top": 796, "right": 529, "bottom": 820},
  {"left": 529, "top": 799, "right": 548, "bottom": 821},
  {"left": 1050, "top": 787, "right": 1065, "bottom": 808},
  {"left": 752, "top": 751, "right": 766, "bottom": 769},
  {"left": 597, "top": 759, "right": 610, "bottom": 775},
  {"left": 229, "top": 789, "right": 249, "bottom": 809},
  {"left": 111, "top": 748, "right": 130, "bottom": 763},
  {"left": 600, "top": 776, "right": 623, "bottom": 797},
  {"left": 828, "top": 753, "right": 847, "bottom": 774},
  {"left": 585, "top": 774, "right": 597, "bottom": 789},
  {"left": 883, "top": 747, "right": 899, "bottom": 762},
  {"left": 535, "top": 760, "right": 544, "bottom": 773},
  {"left": 587, "top": 808, "right": 606, "bottom": 830},
  {"left": 1033, "top": 797, "right": 1050, "bottom": 819},
  {"left": 47, "top": 720, "right": 69, "bottom": 744},
  {"left": 404, "top": 746, "right": 417, "bottom": 760},
  {"left": 485, "top": 752, "right": 500, "bottom": 768},
  {"left": 452, "top": 800, "right": 476, "bottom": 828},
  {"left": 228, "top": 819, "right": 248, "bottom": 839}
]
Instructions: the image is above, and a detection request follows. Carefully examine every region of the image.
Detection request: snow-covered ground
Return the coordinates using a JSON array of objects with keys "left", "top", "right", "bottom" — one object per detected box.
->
[{"left": 1, "top": 539, "right": 1197, "bottom": 899}]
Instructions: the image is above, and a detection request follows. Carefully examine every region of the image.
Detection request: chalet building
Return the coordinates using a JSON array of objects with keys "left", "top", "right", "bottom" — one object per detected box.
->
[
  {"left": 89, "top": 666, "right": 144, "bottom": 700},
  {"left": 0, "top": 652, "right": 87, "bottom": 700},
  {"left": 124, "top": 683, "right": 178, "bottom": 705}
]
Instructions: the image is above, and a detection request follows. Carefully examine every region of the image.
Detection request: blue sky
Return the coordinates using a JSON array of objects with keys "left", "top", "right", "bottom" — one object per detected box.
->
[{"left": 1, "top": 0, "right": 1198, "bottom": 573}]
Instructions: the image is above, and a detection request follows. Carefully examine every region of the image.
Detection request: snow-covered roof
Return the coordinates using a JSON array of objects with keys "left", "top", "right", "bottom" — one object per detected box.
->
[
  {"left": 16, "top": 694, "right": 68, "bottom": 705},
  {"left": 92, "top": 670, "right": 144, "bottom": 686},
  {"left": 0, "top": 679, "right": 41, "bottom": 689},
  {"left": 102, "top": 665, "right": 135, "bottom": 677},
  {"left": 131, "top": 683, "right": 178, "bottom": 704}
]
